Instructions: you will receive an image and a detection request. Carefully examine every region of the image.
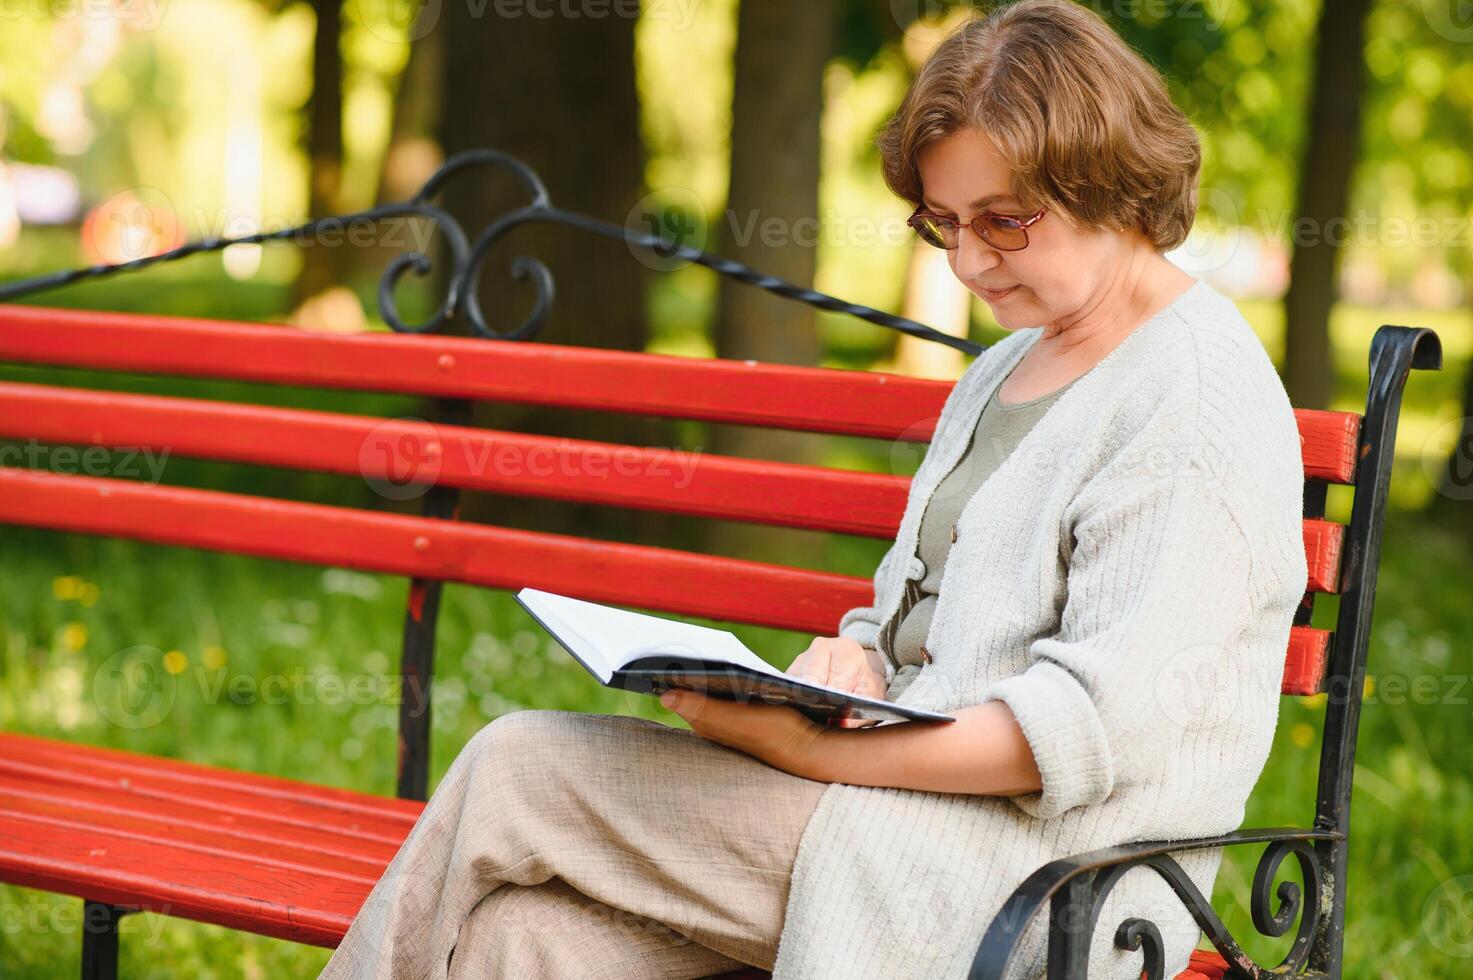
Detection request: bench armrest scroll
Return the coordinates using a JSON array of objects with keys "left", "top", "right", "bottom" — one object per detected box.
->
[{"left": 970, "top": 827, "right": 1342, "bottom": 980}]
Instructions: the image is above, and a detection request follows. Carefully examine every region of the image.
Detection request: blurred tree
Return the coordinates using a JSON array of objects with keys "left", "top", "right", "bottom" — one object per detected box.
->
[
  {"left": 292, "top": 0, "right": 351, "bottom": 312},
  {"left": 438, "top": 2, "right": 672, "bottom": 541},
  {"left": 373, "top": 3, "right": 443, "bottom": 204},
  {"left": 1281, "top": 0, "right": 1374, "bottom": 409},
  {"left": 837, "top": 0, "right": 907, "bottom": 65},
  {"left": 707, "top": 0, "right": 839, "bottom": 563},
  {"left": 0, "top": 17, "right": 60, "bottom": 166},
  {"left": 1353, "top": 1, "right": 1473, "bottom": 525}
]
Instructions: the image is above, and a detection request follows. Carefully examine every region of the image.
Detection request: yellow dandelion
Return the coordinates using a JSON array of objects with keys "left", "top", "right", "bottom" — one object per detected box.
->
[
  {"left": 60, "top": 622, "right": 87, "bottom": 651},
  {"left": 202, "top": 645, "right": 227, "bottom": 670},
  {"left": 1290, "top": 723, "right": 1315, "bottom": 748},
  {"left": 163, "top": 650, "right": 188, "bottom": 675},
  {"left": 1363, "top": 675, "right": 1375, "bottom": 699},
  {"left": 1297, "top": 693, "right": 1327, "bottom": 710},
  {"left": 79, "top": 582, "right": 100, "bottom": 607},
  {"left": 52, "top": 576, "right": 82, "bottom": 601}
]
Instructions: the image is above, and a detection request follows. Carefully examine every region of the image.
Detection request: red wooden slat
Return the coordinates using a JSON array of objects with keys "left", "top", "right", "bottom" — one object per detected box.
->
[
  {"left": 0, "top": 811, "right": 368, "bottom": 946},
  {"left": 0, "top": 735, "right": 418, "bottom": 948},
  {"left": 0, "top": 732, "right": 421, "bottom": 823},
  {"left": 0, "top": 466, "right": 1336, "bottom": 692},
  {"left": 0, "top": 308, "right": 1362, "bottom": 477},
  {"left": 1283, "top": 626, "right": 1331, "bottom": 696},
  {"left": 1183, "top": 949, "right": 1229, "bottom": 979},
  {"left": 0, "top": 784, "right": 386, "bottom": 885},
  {"left": 1303, "top": 518, "right": 1345, "bottom": 594},
  {"left": 0, "top": 381, "right": 1353, "bottom": 580},
  {"left": 0, "top": 757, "right": 408, "bottom": 851},
  {"left": 0, "top": 466, "right": 870, "bottom": 635},
  {"left": 1295, "top": 408, "right": 1361, "bottom": 484},
  {"left": 0, "top": 305, "right": 949, "bottom": 441},
  {"left": 0, "top": 773, "right": 398, "bottom": 869},
  {"left": 0, "top": 381, "right": 908, "bottom": 538}
]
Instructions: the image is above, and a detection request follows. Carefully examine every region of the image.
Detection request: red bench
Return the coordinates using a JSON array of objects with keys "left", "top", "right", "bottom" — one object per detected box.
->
[
  {"left": 0, "top": 147, "right": 1443, "bottom": 978},
  {"left": 0, "top": 303, "right": 1440, "bottom": 978}
]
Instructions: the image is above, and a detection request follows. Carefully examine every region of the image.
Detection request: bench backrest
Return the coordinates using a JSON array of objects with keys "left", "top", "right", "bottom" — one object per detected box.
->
[{"left": 0, "top": 305, "right": 1440, "bottom": 836}]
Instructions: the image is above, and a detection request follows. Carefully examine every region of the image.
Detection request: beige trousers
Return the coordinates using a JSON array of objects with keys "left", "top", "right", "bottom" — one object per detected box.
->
[{"left": 319, "top": 709, "right": 828, "bottom": 979}]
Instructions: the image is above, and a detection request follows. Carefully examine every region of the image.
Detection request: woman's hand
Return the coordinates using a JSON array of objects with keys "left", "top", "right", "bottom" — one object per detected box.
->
[
  {"left": 787, "top": 636, "right": 888, "bottom": 728},
  {"left": 658, "top": 689, "right": 824, "bottom": 776}
]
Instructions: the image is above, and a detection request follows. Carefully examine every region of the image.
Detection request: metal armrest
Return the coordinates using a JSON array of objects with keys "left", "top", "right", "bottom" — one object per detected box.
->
[{"left": 970, "top": 827, "right": 1343, "bottom": 980}]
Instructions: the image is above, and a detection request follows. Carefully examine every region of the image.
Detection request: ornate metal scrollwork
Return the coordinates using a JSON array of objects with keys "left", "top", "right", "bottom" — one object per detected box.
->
[
  {"left": 0, "top": 196, "right": 473, "bottom": 335},
  {"left": 0, "top": 147, "right": 978, "bottom": 354},
  {"left": 1114, "top": 918, "right": 1165, "bottom": 980},
  {"left": 1064, "top": 837, "right": 1325, "bottom": 980}
]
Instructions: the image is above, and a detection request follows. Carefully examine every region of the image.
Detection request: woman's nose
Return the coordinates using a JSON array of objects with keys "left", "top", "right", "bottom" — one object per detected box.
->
[{"left": 951, "top": 226, "right": 1001, "bottom": 280}]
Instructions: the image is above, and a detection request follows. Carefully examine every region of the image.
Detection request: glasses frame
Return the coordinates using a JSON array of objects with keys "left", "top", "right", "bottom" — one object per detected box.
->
[{"left": 907, "top": 205, "right": 1048, "bottom": 252}]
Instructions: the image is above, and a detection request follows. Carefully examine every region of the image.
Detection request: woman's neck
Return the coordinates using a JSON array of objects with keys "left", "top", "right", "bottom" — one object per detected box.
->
[
  {"left": 999, "top": 249, "right": 1195, "bottom": 401},
  {"left": 1036, "top": 248, "right": 1195, "bottom": 356}
]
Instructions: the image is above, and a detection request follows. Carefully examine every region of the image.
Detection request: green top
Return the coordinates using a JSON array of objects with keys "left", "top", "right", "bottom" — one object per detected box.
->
[{"left": 883, "top": 370, "right": 1079, "bottom": 699}]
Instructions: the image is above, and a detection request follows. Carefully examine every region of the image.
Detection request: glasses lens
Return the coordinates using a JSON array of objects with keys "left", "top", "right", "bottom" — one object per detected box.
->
[
  {"left": 909, "top": 214, "right": 956, "bottom": 249},
  {"left": 976, "top": 215, "right": 1029, "bottom": 251}
]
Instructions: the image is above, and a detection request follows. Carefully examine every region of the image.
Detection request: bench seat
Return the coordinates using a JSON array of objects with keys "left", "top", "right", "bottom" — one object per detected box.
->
[
  {"left": 0, "top": 732, "right": 419, "bottom": 947},
  {"left": 0, "top": 731, "right": 1231, "bottom": 977}
]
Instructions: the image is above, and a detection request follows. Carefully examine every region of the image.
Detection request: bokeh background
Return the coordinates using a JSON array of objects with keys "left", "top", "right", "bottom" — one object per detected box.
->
[{"left": 2, "top": 0, "right": 1471, "bottom": 976}]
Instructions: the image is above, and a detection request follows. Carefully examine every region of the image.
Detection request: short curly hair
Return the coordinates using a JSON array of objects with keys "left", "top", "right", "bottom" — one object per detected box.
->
[{"left": 877, "top": 0, "right": 1201, "bottom": 251}]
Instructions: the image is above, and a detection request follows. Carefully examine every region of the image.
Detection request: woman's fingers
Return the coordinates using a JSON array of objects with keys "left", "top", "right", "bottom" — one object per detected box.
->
[
  {"left": 789, "top": 638, "right": 891, "bottom": 729},
  {"left": 790, "top": 642, "right": 833, "bottom": 686},
  {"left": 791, "top": 637, "right": 891, "bottom": 710}
]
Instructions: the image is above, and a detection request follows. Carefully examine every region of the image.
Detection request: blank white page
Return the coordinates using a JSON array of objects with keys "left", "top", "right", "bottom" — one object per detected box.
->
[{"left": 516, "top": 588, "right": 787, "bottom": 681}]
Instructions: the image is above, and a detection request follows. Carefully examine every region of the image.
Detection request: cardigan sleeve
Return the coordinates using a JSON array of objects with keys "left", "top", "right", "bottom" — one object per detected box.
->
[{"left": 980, "top": 449, "right": 1257, "bottom": 819}]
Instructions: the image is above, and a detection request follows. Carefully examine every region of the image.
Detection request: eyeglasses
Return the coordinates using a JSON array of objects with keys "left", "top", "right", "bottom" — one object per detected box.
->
[{"left": 907, "top": 206, "right": 1047, "bottom": 252}]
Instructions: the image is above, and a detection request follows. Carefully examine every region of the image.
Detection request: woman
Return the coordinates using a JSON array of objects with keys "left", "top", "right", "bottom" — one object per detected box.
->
[{"left": 322, "top": 2, "right": 1307, "bottom": 978}]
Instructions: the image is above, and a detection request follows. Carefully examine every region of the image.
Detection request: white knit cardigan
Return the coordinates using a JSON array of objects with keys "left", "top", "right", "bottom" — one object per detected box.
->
[{"left": 770, "top": 280, "right": 1307, "bottom": 979}]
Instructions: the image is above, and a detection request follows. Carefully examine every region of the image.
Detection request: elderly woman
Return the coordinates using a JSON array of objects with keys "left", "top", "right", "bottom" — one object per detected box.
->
[{"left": 322, "top": 2, "right": 1306, "bottom": 978}]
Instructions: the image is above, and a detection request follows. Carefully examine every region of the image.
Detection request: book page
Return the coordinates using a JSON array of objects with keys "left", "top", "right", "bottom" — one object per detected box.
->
[
  {"left": 516, "top": 588, "right": 786, "bottom": 679},
  {"left": 518, "top": 592, "right": 614, "bottom": 681}
]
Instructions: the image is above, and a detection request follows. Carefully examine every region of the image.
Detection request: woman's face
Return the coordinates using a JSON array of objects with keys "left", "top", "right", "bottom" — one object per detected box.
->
[{"left": 914, "top": 127, "right": 1129, "bottom": 332}]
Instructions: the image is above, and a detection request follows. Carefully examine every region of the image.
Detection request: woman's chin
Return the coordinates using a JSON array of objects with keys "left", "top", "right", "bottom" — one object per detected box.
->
[
  {"left": 974, "top": 287, "right": 1035, "bottom": 329},
  {"left": 988, "top": 306, "right": 1035, "bottom": 331}
]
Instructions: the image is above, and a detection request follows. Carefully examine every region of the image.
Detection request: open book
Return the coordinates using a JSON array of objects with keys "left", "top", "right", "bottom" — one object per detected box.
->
[{"left": 514, "top": 587, "right": 955, "bottom": 725}]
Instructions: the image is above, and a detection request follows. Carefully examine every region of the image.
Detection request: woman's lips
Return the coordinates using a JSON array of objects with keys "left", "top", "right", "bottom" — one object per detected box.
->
[{"left": 979, "top": 284, "right": 1018, "bottom": 302}]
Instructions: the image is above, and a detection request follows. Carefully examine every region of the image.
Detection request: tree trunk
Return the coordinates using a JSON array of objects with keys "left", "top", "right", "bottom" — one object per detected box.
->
[
  {"left": 293, "top": 0, "right": 347, "bottom": 307},
  {"left": 707, "top": 0, "right": 839, "bottom": 565},
  {"left": 1281, "top": 0, "right": 1372, "bottom": 409},
  {"left": 438, "top": 3, "right": 669, "bottom": 542}
]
